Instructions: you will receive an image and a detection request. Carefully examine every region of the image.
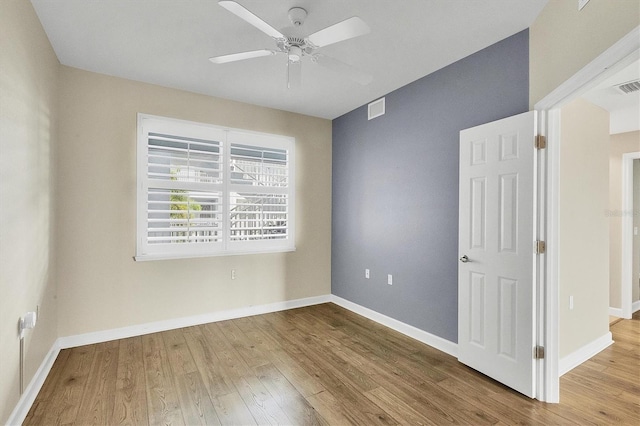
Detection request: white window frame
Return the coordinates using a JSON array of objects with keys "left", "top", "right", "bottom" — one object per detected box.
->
[{"left": 135, "top": 114, "right": 295, "bottom": 261}]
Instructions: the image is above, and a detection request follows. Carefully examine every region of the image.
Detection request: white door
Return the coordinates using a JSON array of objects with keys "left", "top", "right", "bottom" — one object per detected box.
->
[{"left": 458, "top": 111, "right": 537, "bottom": 398}]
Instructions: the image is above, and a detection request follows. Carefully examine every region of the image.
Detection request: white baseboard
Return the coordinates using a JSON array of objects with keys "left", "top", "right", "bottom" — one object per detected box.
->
[
  {"left": 609, "top": 307, "right": 623, "bottom": 318},
  {"left": 633, "top": 300, "right": 640, "bottom": 314},
  {"left": 57, "top": 294, "right": 331, "bottom": 349},
  {"left": 6, "top": 294, "right": 331, "bottom": 425},
  {"left": 558, "top": 332, "right": 613, "bottom": 376},
  {"left": 6, "top": 341, "right": 62, "bottom": 426},
  {"left": 330, "top": 295, "right": 458, "bottom": 358}
]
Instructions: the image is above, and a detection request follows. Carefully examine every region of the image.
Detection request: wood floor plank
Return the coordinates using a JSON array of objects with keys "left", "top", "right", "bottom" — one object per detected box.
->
[
  {"left": 254, "top": 362, "right": 328, "bottom": 426},
  {"left": 217, "top": 319, "right": 271, "bottom": 369},
  {"left": 201, "top": 322, "right": 252, "bottom": 381},
  {"left": 264, "top": 320, "right": 398, "bottom": 425},
  {"left": 41, "top": 345, "right": 97, "bottom": 425},
  {"left": 174, "top": 371, "right": 221, "bottom": 425},
  {"left": 163, "top": 328, "right": 198, "bottom": 376},
  {"left": 181, "top": 326, "right": 235, "bottom": 399},
  {"left": 142, "top": 332, "right": 185, "bottom": 426},
  {"left": 23, "top": 303, "right": 640, "bottom": 425},
  {"left": 75, "top": 340, "right": 120, "bottom": 425},
  {"left": 364, "top": 386, "right": 439, "bottom": 426},
  {"left": 203, "top": 321, "right": 295, "bottom": 425},
  {"left": 111, "top": 336, "right": 149, "bottom": 426},
  {"left": 246, "top": 315, "right": 326, "bottom": 398},
  {"left": 263, "top": 312, "right": 381, "bottom": 395},
  {"left": 210, "top": 392, "right": 257, "bottom": 425},
  {"left": 23, "top": 349, "right": 72, "bottom": 425},
  {"left": 233, "top": 375, "right": 294, "bottom": 425},
  {"left": 303, "top": 324, "right": 500, "bottom": 425},
  {"left": 305, "top": 389, "right": 358, "bottom": 426},
  {"left": 436, "top": 375, "right": 588, "bottom": 425},
  {"left": 560, "top": 375, "right": 640, "bottom": 422},
  {"left": 164, "top": 323, "right": 220, "bottom": 425}
]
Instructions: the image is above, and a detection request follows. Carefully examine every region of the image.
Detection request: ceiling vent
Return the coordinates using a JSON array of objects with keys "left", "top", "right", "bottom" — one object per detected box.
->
[
  {"left": 368, "top": 97, "right": 385, "bottom": 120},
  {"left": 614, "top": 79, "right": 640, "bottom": 94}
]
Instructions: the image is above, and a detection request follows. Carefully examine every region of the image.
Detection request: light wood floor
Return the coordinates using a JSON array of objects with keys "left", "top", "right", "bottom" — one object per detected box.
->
[{"left": 24, "top": 304, "right": 639, "bottom": 425}]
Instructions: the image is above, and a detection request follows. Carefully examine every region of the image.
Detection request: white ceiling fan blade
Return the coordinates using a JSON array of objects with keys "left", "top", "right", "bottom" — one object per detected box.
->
[
  {"left": 306, "top": 17, "right": 370, "bottom": 48},
  {"left": 209, "top": 49, "right": 274, "bottom": 64},
  {"left": 287, "top": 59, "right": 302, "bottom": 89},
  {"left": 218, "top": 1, "right": 284, "bottom": 40},
  {"left": 314, "top": 54, "right": 373, "bottom": 85}
]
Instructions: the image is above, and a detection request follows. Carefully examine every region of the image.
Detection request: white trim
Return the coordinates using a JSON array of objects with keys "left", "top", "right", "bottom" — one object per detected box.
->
[
  {"left": 133, "top": 246, "right": 296, "bottom": 262},
  {"left": 534, "top": 25, "right": 640, "bottom": 404},
  {"left": 621, "top": 152, "right": 639, "bottom": 319},
  {"left": 609, "top": 307, "right": 623, "bottom": 318},
  {"left": 558, "top": 332, "right": 613, "bottom": 376},
  {"left": 542, "top": 108, "right": 561, "bottom": 403},
  {"left": 5, "top": 294, "right": 330, "bottom": 425},
  {"left": 633, "top": 300, "right": 640, "bottom": 313},
  {"left": 58, "top": 294, "right": 330, "bottom": 349},
  {"left": 330, "top": 295, "right": 458, "bottom": 358},
  {"left": 6, "top": 342, "right": 62, "bottom": 426}
]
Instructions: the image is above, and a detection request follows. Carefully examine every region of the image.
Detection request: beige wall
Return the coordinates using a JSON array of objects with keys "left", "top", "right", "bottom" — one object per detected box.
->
[
  {"left": 635, "top": 159, "right": 640, "bottom": 303},
  {"left": 559, "top": 98, "right": 610, "bottom": 358},
  {"left": 55, "top": 66, "right": 332, "bottom": 337},
  {"left": 530, "top": 0, "right": 640, "bottom": 107},
  {"left": 0, "top": 1, "right": 60, "bottom": 423},
  {"left": 609, "top": 131, "right": 640, "bottom": 309}
]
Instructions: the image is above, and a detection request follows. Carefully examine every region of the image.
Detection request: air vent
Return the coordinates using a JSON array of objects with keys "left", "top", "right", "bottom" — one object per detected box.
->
[
  {"left": 615, "top": 79, "right": 640, "bottom": 94},
  {"left": 368, "top": 97, "right": 385, "bottom": 120}
]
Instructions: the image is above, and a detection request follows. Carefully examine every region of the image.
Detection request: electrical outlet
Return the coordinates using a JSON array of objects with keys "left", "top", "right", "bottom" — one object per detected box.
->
[
  {"left": 365, "top": 269, "right": 370, "bottom": 279},
  {"left": 387, "top": 274, "right": 393, "bottom": 285},
  {"left": 231, "top": 269, "right": 236, "bottom": 280},
  {"left": 569, "top": 296, "right": 574, "bottom": 310}
]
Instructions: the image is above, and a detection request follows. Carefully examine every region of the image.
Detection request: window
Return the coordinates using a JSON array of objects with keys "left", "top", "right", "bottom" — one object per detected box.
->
[{"left": 136, "top": 114, "right": 295, "bottom": 260}]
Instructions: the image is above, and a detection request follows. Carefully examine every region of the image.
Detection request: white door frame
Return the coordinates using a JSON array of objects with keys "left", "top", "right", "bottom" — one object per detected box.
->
[
  {"left": 622, "top": 152, "right": 640, "bottom": 318},
  {"left": 534, "top": 26, "right": 640, "bottom": 403}
]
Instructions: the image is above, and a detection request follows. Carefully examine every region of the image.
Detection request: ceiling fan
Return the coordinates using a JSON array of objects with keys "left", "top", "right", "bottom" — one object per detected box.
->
[{"left": 210, "top": 0, "right": 373, "bottom": 88}]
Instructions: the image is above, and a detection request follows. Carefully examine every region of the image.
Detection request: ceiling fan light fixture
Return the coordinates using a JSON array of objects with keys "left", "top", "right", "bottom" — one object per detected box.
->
[{"left": 289, "top": 45, "right": 303, "bottom": 63}]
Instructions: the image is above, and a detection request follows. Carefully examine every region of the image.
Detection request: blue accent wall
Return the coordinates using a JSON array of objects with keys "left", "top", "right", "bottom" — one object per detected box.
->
[{"left": 331, "top": 30, "right": 529, "bottom": 343}]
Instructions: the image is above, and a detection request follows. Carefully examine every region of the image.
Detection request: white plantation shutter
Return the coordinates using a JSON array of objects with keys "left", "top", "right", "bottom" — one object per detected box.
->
[
  {"left": 228, "top": 142, "right": 290, "bottom": 246},
  {"left": 136, "top": 115, "right": 295, "bottom": 260},
  {"left": 147, "top": 189, "right": 223, "bottom": 244},
  {"left": 229, "top": 193, "right": 289, "bottom": 241}
]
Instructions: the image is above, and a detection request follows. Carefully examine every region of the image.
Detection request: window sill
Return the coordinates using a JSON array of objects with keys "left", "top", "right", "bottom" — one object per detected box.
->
[{"left": 133, "top": 247, "right": 296, "bottom": 262}]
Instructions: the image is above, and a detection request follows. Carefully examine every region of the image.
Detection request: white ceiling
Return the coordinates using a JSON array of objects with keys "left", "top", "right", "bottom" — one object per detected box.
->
[
  {"left": 31, "top": 0, "right": 547, "bottom": 119},
  {"left": 581, "top": 58, "right": 640, "bottom": 134}
]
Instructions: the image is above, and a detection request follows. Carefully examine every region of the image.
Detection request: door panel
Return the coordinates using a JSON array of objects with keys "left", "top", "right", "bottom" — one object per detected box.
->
[{"left": 458, "top": 111, "right": 537, "bottom": 398}]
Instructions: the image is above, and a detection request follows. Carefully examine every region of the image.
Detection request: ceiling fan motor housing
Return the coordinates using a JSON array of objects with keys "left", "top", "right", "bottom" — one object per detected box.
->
[{"left": 288, "top": 7, "right": 307, "bottom": 26}]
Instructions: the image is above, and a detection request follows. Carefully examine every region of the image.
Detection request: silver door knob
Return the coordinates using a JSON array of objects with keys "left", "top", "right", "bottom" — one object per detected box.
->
[{"left": 459, "top": 255, "right": 469, "bottom": 263}]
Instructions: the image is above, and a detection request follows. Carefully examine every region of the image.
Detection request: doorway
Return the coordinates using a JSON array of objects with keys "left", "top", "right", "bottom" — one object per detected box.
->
[
  {"left": 535, "top": 27, "right": 640, "bottom": 403},
  {"left": 580, "top": 58, "right": 640, "bottom": 321}
]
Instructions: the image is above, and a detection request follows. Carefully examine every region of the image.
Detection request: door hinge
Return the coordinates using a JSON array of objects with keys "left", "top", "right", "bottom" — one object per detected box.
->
[
  {"left": 535, "top": 135, "right": 546, "bottom": 150},
  {"left": 535, "top": 240, "right": 546, "bottom": 254},
  {"left": 533, "top": 345, "right": 545, "bottom": 359}
]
